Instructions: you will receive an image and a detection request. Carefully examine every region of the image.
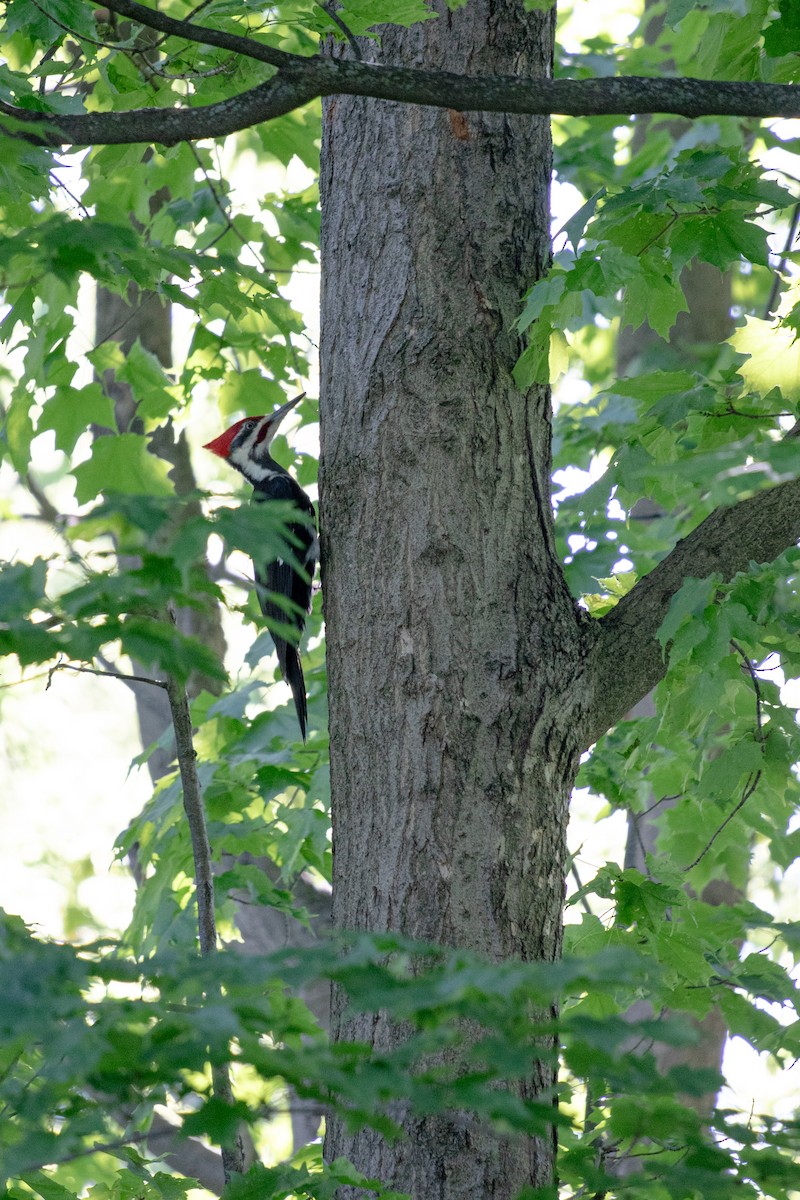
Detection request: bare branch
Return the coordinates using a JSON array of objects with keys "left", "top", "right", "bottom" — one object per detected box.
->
[
  {"left": 164, "top": 673, "right": 217, "bottom": 957},
  {"left": 82, "top": 1, "right": 800, "bottom": 132},
  {"left": 581, "top": 476, "right": 800, "bottom": 750},
  {"left": 683, "top": 770, "right": 762, "bottom": 871},
  {"left": 730, "top": 639, "right": 765, "bottom": 742},
  {"left": 3, "top": 19, "right": 800, "bottom": 152},
  {"left": 0, "top": 70, "right": 322, "bottom": 147},
  {"left": 96, "top": 0, "right": 294, "bottom": 67},
  {"left": 46, "top": 660, "right": 167, "bottom": 690},
  {"left": 317, "top": 2, "right": 362, "bottom": 61}
]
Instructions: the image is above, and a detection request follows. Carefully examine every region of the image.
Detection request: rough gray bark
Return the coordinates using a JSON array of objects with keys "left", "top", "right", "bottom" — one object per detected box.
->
[{"left": 319, "top": 5, "right": 584, "bottom": 1196}]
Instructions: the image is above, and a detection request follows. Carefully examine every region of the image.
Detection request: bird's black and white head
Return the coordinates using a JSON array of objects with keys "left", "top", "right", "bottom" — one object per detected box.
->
[{"left": 203, "top": 393, "right": 305, "bottom": 484}]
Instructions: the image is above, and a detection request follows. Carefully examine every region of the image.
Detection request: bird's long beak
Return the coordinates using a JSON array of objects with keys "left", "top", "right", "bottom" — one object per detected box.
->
[{"left": 269, "top": 392, "right": 306, "bottom": 430}]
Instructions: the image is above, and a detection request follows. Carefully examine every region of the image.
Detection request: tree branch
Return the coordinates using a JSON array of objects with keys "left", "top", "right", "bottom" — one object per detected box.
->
[
  {"left": 0, "top": 69, "right": 322, "bottom": 147},
  {"left": 46, "top": 660, "right": 167, "bottom": 690},
  {"left": 316, "top": 2, "right": 362, "bottom": 61},
  {"left": 580, "top": 476, "right": 800, "bottom": 750},
  {"left": 97, "top": 0, "right": 295, "bottom": 68},
  {"left": 88, "top": 0, "right": 800, "bottom": 131},
  {"left": 3, "top": 8, "right": 799, "bottom": 152},
  {"left": 329, "top": 65, "right": 800, "bottom": 120}
]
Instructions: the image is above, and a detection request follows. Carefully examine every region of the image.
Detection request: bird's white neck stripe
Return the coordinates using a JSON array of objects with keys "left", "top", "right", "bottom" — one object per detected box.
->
[{"left": 230, "top": 442, "right": 282, "bottom": 483}]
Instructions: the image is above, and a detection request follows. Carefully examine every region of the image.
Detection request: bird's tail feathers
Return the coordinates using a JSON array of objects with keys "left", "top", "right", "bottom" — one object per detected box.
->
[{"left": 275, "top": 637, "right": 308, "bottom": 741}]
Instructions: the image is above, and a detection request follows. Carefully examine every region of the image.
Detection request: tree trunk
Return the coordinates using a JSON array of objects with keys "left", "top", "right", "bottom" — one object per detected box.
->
[{"left": 319, "top": 5, "right": 585, "bottom": 1194}]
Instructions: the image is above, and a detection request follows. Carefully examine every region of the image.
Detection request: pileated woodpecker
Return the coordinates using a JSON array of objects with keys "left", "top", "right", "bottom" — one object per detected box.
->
[{"left": 204, "top": 394, "right": 317, "bottom": 740}]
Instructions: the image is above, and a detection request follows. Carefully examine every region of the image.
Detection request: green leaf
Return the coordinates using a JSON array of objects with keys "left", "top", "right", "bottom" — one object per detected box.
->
[
  {"left": 764, "top": 0, "right": 800, "bottom": 54},
  {"left": 731, "top": 316, "right": 800, "bottom": 402},
  {"left": 513, "top": 326, "right": 553, "bottom": 388},
  {"left": 672, "top": 211, "right": 770, "bottom": 270},
  {"left": 517, "top": 273, "right": 566, "bottom": 334},
  {"left": 72, "top": 433, "right": 175, "bottom": 503},
  {"left": 20, "top": 1173, "right": 77, "bottom": 1200},
  {"left": 117, "top": 340, "right": 178, "bottom": 420},
  {"left": 623, "top": 257, "right": 688, "bottom": 338},
  {"left": 337, "top": 0, "right": 437, "bottom": 34},
  {"left": 0, "top": 558, "right": 48, "bottom": 619},
  {"left": 218, "top": 369, "right": 287, "bottom": 419},
  {"left": 582, "top": 571, "right": 638, "bottom": 617},
  {"left": 3, "top": 388, "right": 36, "bottom": 476},
  {"left": 561, "top": 189, "right": 606, "bottom": 252},
  {"left": 38, "top": 384, "right": 115, "bottom": 454},
  {"left": 181, "top": 1097, "right": 253, "bottom": 1142},
  {"left": 700, "top": 736, "right": 764, "bottom": 800},
  {"left": 657, "top": 576, "right": 720, "bottom": 654}
]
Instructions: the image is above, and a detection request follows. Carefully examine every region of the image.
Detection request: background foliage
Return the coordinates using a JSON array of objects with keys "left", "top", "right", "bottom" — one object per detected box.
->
[{"left": 1, "top": 0, "right": 800, "bottom": 1197}]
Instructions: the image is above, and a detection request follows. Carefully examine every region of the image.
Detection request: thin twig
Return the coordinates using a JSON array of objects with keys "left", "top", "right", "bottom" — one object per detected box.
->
[
  {"left": 764, "top": 201, "right": 800, "bottom": 318},
  {"left": 0, "top": 668, "right": 59, "bottom": 691},
  {"left": 635, "top": 211, "right": 679, "bottom": 256},
  {"left": 18, "top": 1129, "right": 157, "bottom": 1173},
  {"left": 636, "top": 790, "right": 682, "bottom": 818},
  {"left": 94, "top": 0, "right": 294, "bottom": 68},
  {"left": 629, "top": 811, "right": 653, "bottom": 877},
  {"left": 570, "top": 860, "right": 594, "bottom": 917},
  {"left": 17, "top": 1097, "right": 322, "bottom": 1175},
  {"left": 49, "top": 169, "right": 92, "bottom": 217},
  {"left": 46, "top": 660, "right": 168, "bottom": 690},
  {"left": 318, "top": 1, "right": 362, "bottom": 60},
  {"left": 35, "top": 42, "right": 60, "bottom": 95},
  {"left": 188, "top": 143, "right": 266, "bottom": 268},
  {"left": 707, "top": 402, "right": 792, "bottom": 421},
  {"left": 164, "top": 675, "right": 216, "bottom": 956},
  {"left": 22, "top": 471, "right": 62, "bottom": 525},
  {"left": 684, "top": 642, "right": 765, "bottom": 871},
  {"left": 730, "top": 638, "right": 764, "bottom": 742},
  {"left": 90, "top": 290, "right": 156, "bottom": 352},
  {"left": 0, "top": 398, "right": 62, "bottom": 524},
  {"left": 683, "top": 770, "right": 762, "bottom": 872},
  {"left": 30, "top": 0, "right": 136, "bottom": 53}
]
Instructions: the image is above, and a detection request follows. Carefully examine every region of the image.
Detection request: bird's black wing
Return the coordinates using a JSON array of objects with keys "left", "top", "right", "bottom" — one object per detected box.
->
[{"left": 252, "top": 475, "right": 317, "bottom": 739}]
